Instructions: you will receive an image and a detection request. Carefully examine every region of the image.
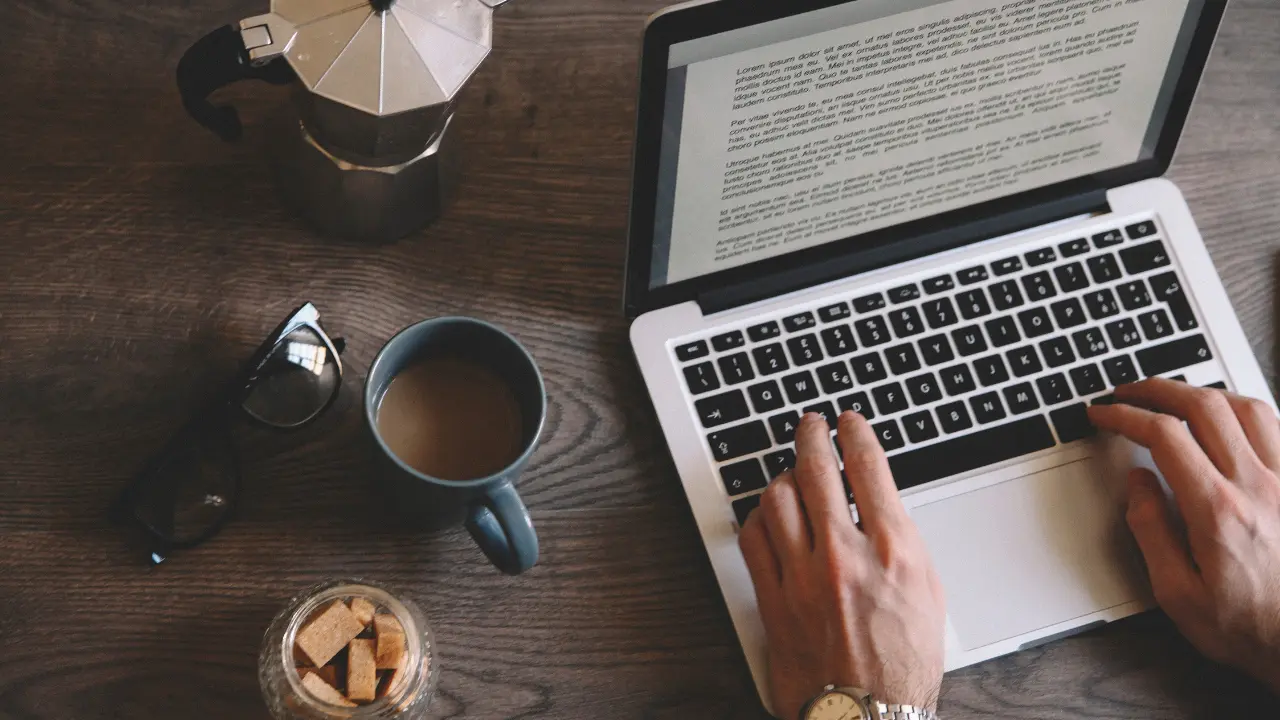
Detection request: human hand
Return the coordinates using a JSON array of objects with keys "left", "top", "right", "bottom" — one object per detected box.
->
[
  {"left": 1089, "top": 379, "right": 1280, "bottom": 693},
  {"left": 738, "top": 412, "right": 946, "bottom": 719}
]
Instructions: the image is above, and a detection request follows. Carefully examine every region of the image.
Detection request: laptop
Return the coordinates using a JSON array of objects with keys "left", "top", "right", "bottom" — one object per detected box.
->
[{"left": 625, "top": 0, "right": 1275, "bottom": 712}]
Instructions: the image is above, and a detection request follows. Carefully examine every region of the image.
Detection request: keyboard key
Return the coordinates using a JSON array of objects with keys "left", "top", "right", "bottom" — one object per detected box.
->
[
  {"left": 888, "top": 416, "right": 1056, "bottom": 490},
  {"left": 768, "top": 411, "right": 801, "bottom": 444},
  {"left": 1206, "top": 381, "right": 1228, "bottom": 390},
  {"left": 924, "top": 275, "right": 955, "bottom": 294},
  {"left": 1017, "top": 307, "right": 1054, "bottom": 339},
  {"left": 952, "top": 326, "right": 988, "bottom": 356},
  {"left": 820, "top": 325, "right": 859, "bottom": 357},
  {"left": 786, "top": 334, "right": 824, "bottom": 366},
  {"left": 1051, "top": 403, "right": 1096, "bottom": 443},
  {"left": 889, "top": 284, "right": 921, "bottom": 303},
  {"left": 941, "top": 364, "right": 978, "bottom": 395},
  {"left": 752, "top": 343, "right": 790, "bottom": 376},
  {"left": 993, "top": 257, "right": 1023, "bottom": 276},
  {"left": 851, "top": 353, "right": 889, "bottom": 384},
  {"left": 853, "top": 293, "right": 887, "bottom": 313},
  {"left": 969, "top": 392, "right": 1007, "bottom": 424},
  {"left": 783, "top": 313, "right": 816, "bottom": 332},
  {"left": 919, "top": 334, "right": 956, "bottom": 366},
  {"left": 903, "top": 411, "right": 940, "bottom": 443},
  {"left": 1148, "top": 271, "right": 1183, "bottom": 301},
  {"left": 889, "top": 307, "right": 925, "bottom": 338},
  {"left": 763, "top": 449, "right": 796, "bottom": 478},
  {"left": 712, "top": 331, "right": 745, "bottom": 352},
  {"left": 748, "top": 322, "right": 781, "bottom": 342},
  {"left": 676, "top": 341, "right": 709, "bottom": 362},
  {"left": 819, "top": 303, "right": 852, "bottom": 322},
  {"left": 684, "top": 362, "right": 720, "bottom": 395},
  {"left": 837, "top": 391, "right": 875, "bottom": 419},
  {"left": 1007, "top": 346, "right": 1043, "bottom": 377},
  {"left": 817, "top": 362, "right": 855, "bottom": 395},
  {"left": 1050, "top": 297, "right": 1087, "bottom": 329},
  {"left": 872, "top": 382, "right": 909, "bottom": 415},
  {"left": 1026, "top": 248, "right": 1057, "bottom": 267},
  {"left": 1092, "top": 393, "right": 1118, "bottom": 406},
  {"left": 985, "top": 316, "right": 1021, "bottom": 348},
  {"left": 1119, "top": 240, "right": 1171, "bottom": 275},
  {"left": 1139, "top": 308, "right": 1174, "bottom": 341},
  {"left": 1126, "top": 220, "right": 1158, "bottom": 240},
  {"left": 1117, "top": 281, "right": 1153, "bottom": 311},
  {"left": 1105, "top": 318, "right": 1142, "bottom": 350},
  {"left": 1060, "top": 238, "right": 1091, "bottom": 257},
  {"left": 1084, "top": 289, "right": 1120, "bottom": 320},
  {"left": 1036, "top": 373, "right": 1074, "bottom": 405},
  {"left": 733, "top": 494, "right": 762, "bottom": 525},
  {"left": 1003, "top": 382, "right": 1041, "bottom": 414},
  {"left": 718, "top": 353, "right": 755, "bottom": 384},
  {"left": 885, "top": 344, "right": 922, "bottom": 375},
  {"left": 974, "top": 355, "right": 1010, "bottom": 387},
  {"left": 855, "top": 316, "right": 892, "bottom": 347},
  {"left": 959, "top": 266, "right": 990, "bottom": 285},
  {"left": 905, "top": 373, "right": 943, "bottom": 405},
  {"left": 990, "top": 280, "right": 1025, "bottom": 311},
  {"left": 1087, "top": 254, "right": 1122, "bottom": 284},
  {"left": 1053, "top": 262, "right": 1090, "bottom": 292},
  {"left": 922, "top": 298, "right": 959, "bottom": 329},
  {"left": 1169, "top": 295, "right": 1199, "bottom": 331},
  {"left": 1073, "top": 327, "right": 1109, "bottom": 359},
  {"left": 936, "top": 401, "right": 973, "bottom": 434},
  {"left": 1093, "top": 229, "right": 1125, "bottom": 248},
  {"left": 1136, "top": 335, "right": 1213, "bottom": 377},
  {"left": 872, "top": 420, "right": 906, "bottom": 451},
  {"left": 1022, "top": 272, "right": 1057, "bottom": 302},
  {"left": 781, "top": 371, "right": 820, "bottom": 403},
  {"left": 720, "top": 459, "right": 767, "bottom": 497},
  {"left": 802, "top": 401, "right": 839, "bottom": 430},
  {"left": 707, "top": 421, "right": 770, "bottom": 462},
  {"left": 1103, "top": 355, "right": 1139, "bottom": 386},
  {"left": 956, "top": 289, "right": 993, "bottom": 319},
  {"left": 1070, "top": 364, "right": 1106, "bottom": 395},
  {"left": 696, "top": 389, "right": 750, "bottom": 428},
  {"left": 1040, "top": 337, "right": 1076, "bottom": 368},
  {"left": 747, "top": 380, "right": 785, "bottom": 413}
]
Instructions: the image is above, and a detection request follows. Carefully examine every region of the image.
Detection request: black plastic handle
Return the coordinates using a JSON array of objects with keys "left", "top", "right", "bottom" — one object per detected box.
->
[{"left": 176, "top": 24, "right": 295, "bottom": 142}]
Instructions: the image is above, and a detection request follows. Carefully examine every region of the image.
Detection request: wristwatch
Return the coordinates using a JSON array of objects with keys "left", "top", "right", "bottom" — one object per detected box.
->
[{"left": 799, "top": 685, "right": 937, "bottom": 720}]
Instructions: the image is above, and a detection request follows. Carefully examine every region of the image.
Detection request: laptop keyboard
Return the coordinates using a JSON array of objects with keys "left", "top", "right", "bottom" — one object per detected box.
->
[{"left": 672, "top": 218, "right": 1223, "bottom": 526}]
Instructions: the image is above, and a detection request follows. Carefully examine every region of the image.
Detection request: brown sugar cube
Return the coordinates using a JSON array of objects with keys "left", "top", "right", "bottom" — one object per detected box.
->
[
  {"left": 376, "top": 654, "right": 410, "bottom": 698},
  {"left": 346, "top": 638, "right": 378, "bottom": 703},
  {"left": 299, "top": 665, "right": 338, "bottom": 688},
  {"left": 301, "top": 672, "right": 357, "bottom": 707},
  {"left": 348, "top": 597, "right": 376, "bottom": 628},
  {"left": 373, "top": 614, "right": 406, "bottom": 669},
  {"left": 295, "top": 600, "right": 366, "bottom": 667}
]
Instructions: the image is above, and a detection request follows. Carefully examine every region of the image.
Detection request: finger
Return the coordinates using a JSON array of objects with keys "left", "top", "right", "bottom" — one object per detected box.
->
[
  {"left": 793, "top": 413, "right": 858, "bottom": 543},
  {"left": 838, "top": 411, "right": 909, "bottom": 539},
  {"left": 759, "top": 471, "right": 812, "bottom": 566},
  {"left": 1124, "top": 468, "right": 1205, "bottom": 622},
  {"left": 1223, "top": 392, "right": 1280, "bottom": 475},
  {"left": 739, "top": 511, "right": 782, "bottom": 601},
  {"left": 1114, "top": 379, "right": 1257, "bottom": 476}
]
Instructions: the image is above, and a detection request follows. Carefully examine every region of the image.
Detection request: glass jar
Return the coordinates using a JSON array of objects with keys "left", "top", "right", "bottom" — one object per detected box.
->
[{"left": 259, "top": 579, "right": 439, "bottom": 719}]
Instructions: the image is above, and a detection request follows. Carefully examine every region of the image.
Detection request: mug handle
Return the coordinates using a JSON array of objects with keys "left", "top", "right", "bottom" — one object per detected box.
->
[{"left": 465, "top": 480, "right": 539, "bottom": 575}]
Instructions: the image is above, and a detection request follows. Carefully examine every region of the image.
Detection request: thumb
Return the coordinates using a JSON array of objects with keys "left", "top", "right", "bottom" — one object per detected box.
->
[{"left": 1125, "top": 468, "right": 1203, "bottom": 619}]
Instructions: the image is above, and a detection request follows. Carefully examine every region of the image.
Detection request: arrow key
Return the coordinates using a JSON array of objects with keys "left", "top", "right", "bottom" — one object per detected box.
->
[
  {"left": 1120, "top": 240, "right": 1172, "bottom": 275},
  {"left": 695, "top": 389, "right": 750, "bottom": 429}
]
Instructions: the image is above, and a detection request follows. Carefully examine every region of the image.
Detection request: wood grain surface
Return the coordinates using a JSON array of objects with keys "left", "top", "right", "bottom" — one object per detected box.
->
[{"left": 1, "top": 0, "right": 1279, "bottom": 718}]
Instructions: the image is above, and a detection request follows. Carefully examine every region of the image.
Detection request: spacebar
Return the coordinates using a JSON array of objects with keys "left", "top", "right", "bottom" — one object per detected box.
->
[{"left": 887, "top": 416, "right": 1057, "bottom": 491}]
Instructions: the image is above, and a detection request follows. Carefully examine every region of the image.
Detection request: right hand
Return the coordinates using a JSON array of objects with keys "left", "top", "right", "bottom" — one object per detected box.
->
[{"left": 1088, "top": 379, "right": 1280, "bottom": 692}]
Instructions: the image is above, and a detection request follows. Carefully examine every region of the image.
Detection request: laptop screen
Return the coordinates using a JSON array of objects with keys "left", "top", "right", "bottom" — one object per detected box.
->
[{"left": 648, "top": 0, "right": 1207, "bottom": 290}]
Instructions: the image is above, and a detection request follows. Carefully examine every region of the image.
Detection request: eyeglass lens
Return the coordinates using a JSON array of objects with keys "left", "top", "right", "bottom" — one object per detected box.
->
[{"left": 241, "top": 327, "right": 341, "bottom": 428}]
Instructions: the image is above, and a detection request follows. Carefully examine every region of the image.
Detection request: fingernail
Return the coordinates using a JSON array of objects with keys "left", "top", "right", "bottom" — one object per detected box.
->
[{"left": 802, "top": 412, "right": 823, "bottom": 426}]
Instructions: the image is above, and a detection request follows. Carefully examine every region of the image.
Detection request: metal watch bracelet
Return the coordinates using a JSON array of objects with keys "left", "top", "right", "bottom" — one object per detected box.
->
[{"left": 871, "top": 701, "right": 937, "bottom": 720}]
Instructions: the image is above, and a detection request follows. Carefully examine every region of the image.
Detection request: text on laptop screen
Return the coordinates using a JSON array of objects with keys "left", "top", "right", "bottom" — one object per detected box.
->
[{"left": 649, "top": 0, "right": 1205, "bottom": 289}]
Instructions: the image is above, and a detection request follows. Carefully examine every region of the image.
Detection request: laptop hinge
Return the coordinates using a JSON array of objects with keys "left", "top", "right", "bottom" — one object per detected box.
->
[{"left": 697, "top": 190, "right": 1110, "bottom": 316}]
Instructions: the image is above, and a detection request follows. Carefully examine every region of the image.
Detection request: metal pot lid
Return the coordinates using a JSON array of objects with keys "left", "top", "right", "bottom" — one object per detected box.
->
[{"left": 259, "top": 0, "right": 496, "bottom": 116}]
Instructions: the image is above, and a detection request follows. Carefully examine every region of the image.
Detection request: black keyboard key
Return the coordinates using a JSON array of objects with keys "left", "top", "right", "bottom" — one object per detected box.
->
[
  {"left": 872, "top": 382, "right": 909, "bottom": 415},
  {"left": 712, "top": 331, "right": 745, "bottom": 352},
  {"left": 1022, "top": 272, "right": 1057, "bottom": 302},
  {"left": 1092, "top": 393, "right": 1118, "bottom": 406},
  {"left": 1073, "top": 327, "right": 1109, "bottom": 359},
  {"left": 1126, "top": 220, "right": 1158, "bottom": 240},
  {"left": 974, "top": 355, "right": 1010, "bottom": 387},
  {"left": 1139, "top": 308, "right": 1174, "bottom": 341},
  {"left": 872, "top": 420, "right": 906, "bottom": 452},
  {"left": 889, "top": 307, "right": 926, "bottom": 338},
  {"left": 958, "top": 266, "right": 989, "bottom": 285},
  {"left": 990, "top": 280, "right": 1025, "bottom": 311},
  {"left": 781, "top": 371, "right": 820, "bottom": 403},
  {"left": 853, "top": 293, "right": 887, "bottom": 313},
  {"left": 1148, "top": 271, "right": 1184, "bottom": 302},
  {"left": 819, "top": 303, "right": 852, "bottom": 323},
  {"left": 887, "top": 416, "right": 1056, "bottom": 490},
  {"left": 1084, "top": 289, "right": 1120, "bottom": 320},
  {"left": 1050, "top": 297, "right": 1087, "bottom": 329},
  {"left": 936, "top": 401, "right": 973, "bottom": 434},
  {"left": 889, "top": 284, "right": 921, "bottom": 304},
  {"left": 941, "top": 364, "right": 978, "bottom": 395},
  {"left": 851, "top": 353, "right": 888, "bottom": 384},
  {"left": 855, "top": 316, "right": 892, "bottom": 347},
  {"left": 1206, "top": 381, "right": 1228, "bottom": 391},
  {"left": 748, "top": 322, "right": 781, "bottom": 342},
  {"left": 763, "top": 449, "right": 796, "bottom": 478},
  {"left": 1137, "top": 335, "right": 1214, "bottom": 377},
  {"left": 1117, "top": 281, "right": 1153, "bottom": 311},
  {"left": 752, "top": 343, "right": 790, "bottom": 376},
  {"left": 952, "top": 326, "right": 988, "bottom": 356},
  {"left": 747, "top": 380, "right": 785, "bottom": 413},
  {"left": 718, "top": 353, "right": 755, "bottom": 384},
  {"left": 1026, "top": 247, "right": 1057, "bottom": 267},
  {"left": 902, "top": 411, "right": 940, "bottom": 443},
  {"left": 1120, "top": 240, "right": 1172, "bottom": 275},
  {"left": 1003, "top": 382, "right": 1041, "bottom": 414},
  {"left": 1070, "top": 364, "right": 1106, "bottom": 395},
  {"left": 905, "top": 373, "right": 943, "bottom": 406},
  {"left": 885, "top": 343, "right": 922, "bottom": 375},
  {"left": 1093, "top": 229, "right": 1125, "bottom": 248},
  {"left": 1105, "top": 318, "right": 1143, "bottom": 350},
  {"left": 993, "top": 257, "right": 1023, "bottom": 276},
  {"left": 1051, "top": 404, "right": 1096, "bottom": 443},
  {"left": 838, "top": 391, "right": 875, "bottom": 419},
  {"left": 985, "top": 316, "right": 1021, "bottom": 348},
  {"left": 820, "top": 325, "right": 859, "bottom": 357},
  {"left": 707, "top": 421, "right": 770, "bottom": 462},
  {"left": 1087, "top": 254, "right": 1122, "bottom": 284},
  {"left": 1017, "top": 307, "right": 1054, "bottom": 339},
  {"left": 919, "top": 334, "right": 955, "bottom": 366},
  {"left": 1036, "top": 373, "right": 1074, "bottom": 405},
  {"left": 1169, "top": 294, "right": 1199, "bottom": 331},
  {"left": 676, "top": 341, "right": 709, "bottom": 362},
  {"left": 923, "top": 275, "right": 955, "bottom": 294},
  {"left": 956, "top": 289, "right": 992, "bottom": 320},
  {"left": 733, "top": 494, "right": 762, "bottom": 526},
  {"left": 1103, "top": 355, "right": 1139, "bottom": 386},
  {"left": 786, "top": 334, "right": 824, "bottom": 366},
  {"left": 1040, "top": 337, "right": 1076, "bottom": 368},
  {"left": 970, "top": 392, "right": 1007, "bottom": 424},
  {"left": 768, "top": 411, "right": 801, "bottom": 444},
  {"left": 783, "top": 313, "right": 816, "bottom": 332},
  {"left": 1007, "top": 346, "right": 1043, "bottom": 377},
  {"left": 922, "top": 298, "right": 959, "bottom": 329},
  {"left": 816, "top": 362, "right": 855, "bottom": 395},
  {"left": 1053, "top": 262, "right": 1090, "bottom": 293},
  {"left": 1060, "top": 238, "right": 1091, "bottom": 257},
  {"left": 684, "top": 362, "right": 720, "bottom": 395},
  {"left": 802, "top": 401, "right": 839, "bottom": 430},
  {"left": 696, "top": 389, "right": 750, "bottom": 428},
  {"left": 720, "top": 459, "right": 767, "bottom": 497}
]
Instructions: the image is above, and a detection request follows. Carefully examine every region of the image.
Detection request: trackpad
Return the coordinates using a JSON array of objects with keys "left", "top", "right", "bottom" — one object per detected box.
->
[{"left": 910, "top": 460, "right": 1146, "bottom": 650}]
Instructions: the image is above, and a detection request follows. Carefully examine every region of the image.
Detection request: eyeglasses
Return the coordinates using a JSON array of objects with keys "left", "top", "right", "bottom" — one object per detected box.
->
[{"left": 113, "top": 303, "right": 344, "bottom": 565}]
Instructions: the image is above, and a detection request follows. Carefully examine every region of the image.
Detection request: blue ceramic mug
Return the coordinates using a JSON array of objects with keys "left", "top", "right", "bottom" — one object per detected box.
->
[{"left": 364, "top": 317, "right": 542, "bottom": 575}]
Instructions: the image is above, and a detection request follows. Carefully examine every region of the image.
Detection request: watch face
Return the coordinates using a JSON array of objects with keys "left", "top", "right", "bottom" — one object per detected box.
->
[{"left": 805, "top": 691, "right": 866, "bottom": 720}]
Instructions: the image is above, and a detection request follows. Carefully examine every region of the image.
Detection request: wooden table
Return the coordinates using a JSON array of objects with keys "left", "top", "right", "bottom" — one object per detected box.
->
[{"left": 2, "top": 1, "right": 1279, "bottom": 717}]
